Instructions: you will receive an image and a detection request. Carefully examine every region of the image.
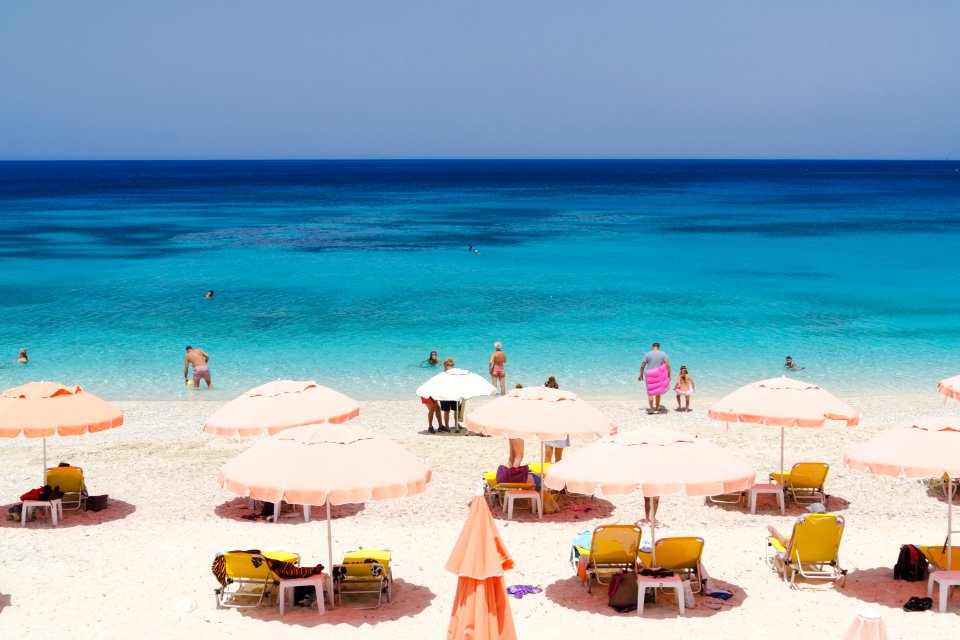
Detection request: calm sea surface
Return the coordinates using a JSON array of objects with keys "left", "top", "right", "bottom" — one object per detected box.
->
[{"left": 0, "top": 160, "right": 958, "bottom": 401}]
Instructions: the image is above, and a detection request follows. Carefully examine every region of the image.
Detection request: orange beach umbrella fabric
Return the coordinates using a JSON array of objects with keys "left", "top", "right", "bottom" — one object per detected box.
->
[
  {"left": 0, "top": 382, "right": 123, "bottom": 438},
  {"left": 203, "top": 380, "right": 359, "bottom": 436},
  {"left": 0, "top": 381, "right": 123, "bottom": 482},
  {"left": 465, "top": 386, "right": 616, "bottom": 440},
  {"left": 938, "top": 375, "right": 960, "bottom": 403},
  {"left": 446, "top": 494, "right": 517, "bottom": 640}
]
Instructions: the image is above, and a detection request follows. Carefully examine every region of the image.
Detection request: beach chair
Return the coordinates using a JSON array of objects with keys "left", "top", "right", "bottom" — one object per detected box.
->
[
  {"left": 918, "top": 543, "right": 960, "bottom": 571},
  {"left": 334, "top": 549, "right": 393, "bottom": 608},
  {"left": 570, "top": 525, "right": 642, "bottom": 594},
  {"left": 652, "top": 537, "right": 705, "bottom": 593},
  {"left": 766, "top": 513, "right": 846, "bottom": 588},
  {"left": 770, "top": 462, "right": 829, "bottom": 505},
  {"left": 481, "top": 471, "right": 535, "bottom": 509},
  {"left": 213, "top": 550, "right": 300, "bottom": 609},
  {"left": 45, "top": 466, "right": 87, "bottom": 512}
]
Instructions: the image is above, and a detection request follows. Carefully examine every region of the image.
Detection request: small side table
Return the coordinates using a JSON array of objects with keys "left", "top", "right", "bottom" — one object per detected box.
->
[
  {"left": 21, "top": 499, "right": 63, "bottom": 527},
  {"left": 279, "top": 573, "right": 332, "bottom": 616},
  {"left": 928, "top": 570, "right": 960, "bottom": 613},
  {"left": 636, "top": 573, "right": 685, "bottom": 617},
  {"left": 748, "top": 484, "right": 785, "bottom": 515},
  {"left": 503, "top": 490, "right": 542, "bottom": 520}
]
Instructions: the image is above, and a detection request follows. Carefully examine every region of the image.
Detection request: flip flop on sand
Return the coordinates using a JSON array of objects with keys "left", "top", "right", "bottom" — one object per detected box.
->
[{"left": 903, "top": 596, "right": 933, "bottom": 611}]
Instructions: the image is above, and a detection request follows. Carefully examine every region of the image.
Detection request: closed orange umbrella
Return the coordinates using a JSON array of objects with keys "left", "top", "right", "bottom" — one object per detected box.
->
[
  {"left": 0, "top": 382, "right": 123, "bottom": 482},
  {"left": 707, "top": 376, "right": 859, "bottom": 477},
  {"left": 203, "top": 380, "right": 359, "bottom": 436},
  {"left": 844, "top": 417, "right": 960, "bottom": 568},
  {"left": 446, "top": 494, "right": 517, "bottom": 640},
  {"left": 218, "top": 423, "right": 431, "bottom": 595},
  {"left": 938, "top": 375, "right": 960, "bottom": 403},
  {"left": 544, "top": 428, "right": 755, "bottom": 561}
]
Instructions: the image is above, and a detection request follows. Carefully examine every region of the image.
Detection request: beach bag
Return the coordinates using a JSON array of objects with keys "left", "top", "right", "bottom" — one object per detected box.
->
[
  {"left": 607, "top": 570, "right": 638, "bottom": 612},
  {"left": 496, "top": 465, "right": 529, "bottom": 484},
  {"left": 20, "top": 487, "right": 45, "bottom": 501},
  {"left": 894, "top": 544, "right": 928, "bottom": 582},
  {"left": 86, "top": 495, "right": 109, "bottom": 512}
]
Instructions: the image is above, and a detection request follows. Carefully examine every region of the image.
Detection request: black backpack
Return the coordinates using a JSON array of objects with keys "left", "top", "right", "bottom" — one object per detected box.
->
[{"left": 893, "top": 544, "right": 928, "bottom": 582}]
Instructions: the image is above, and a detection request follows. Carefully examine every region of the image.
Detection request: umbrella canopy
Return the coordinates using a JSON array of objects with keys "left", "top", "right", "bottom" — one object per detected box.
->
[
  {"left": 464, "top": 386, "right": 617, "bottom": 440},
  {"left": 203, "top": 380, "right": 359, "bottom": 436},
  {"left": 218, "top": 423, "right": 431, "bottom": 591},
  {"left": 707, "top": 376, "right": 859, "bottom": 476},
  {"left": 843, "top": 417, "right": 960, "bottom": 569},
  {"left": 446, "top": 494, "right": 517, "bottom": 640},
  {"left": 416, "top": 368, "right": 496, "bottom": 402},
  {"left": 0, "top": 382, "right": 123, "bottom": 482},
  {"left": 545, "top": 427, "right": 755, "bottom": 561},
  {"left": 938, "top": 375, "right": 960, "bottom": 403}
]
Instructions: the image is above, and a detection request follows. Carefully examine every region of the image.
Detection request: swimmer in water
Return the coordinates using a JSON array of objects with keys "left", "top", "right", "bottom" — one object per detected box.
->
[
  {"left": 425, "top": 350, "right": 440, "bottom": 366},
  {"left": 785, "top": 356, "right": 802, "bottom": 370}
]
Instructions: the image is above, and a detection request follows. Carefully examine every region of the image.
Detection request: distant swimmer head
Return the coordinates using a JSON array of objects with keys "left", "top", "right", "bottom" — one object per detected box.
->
[
  {"left": 443, "top": 357, "right": 455, "bottom": 370},
  {"left": 544, "top": 376, "right": 559, "bottom": 389},
  {"left": 205, "top": 290, "right": 214, "bottom": 298},
  {"left": 18, "top": 348, "right": 28, "bottom": 363},
  {"left": 494, "top": 342, "right": 502, "bottom": 350}
]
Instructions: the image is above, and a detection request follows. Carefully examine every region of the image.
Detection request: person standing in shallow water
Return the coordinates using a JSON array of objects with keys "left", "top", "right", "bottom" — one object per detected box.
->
[
  {"left": 489, "top": 342, "right": 507, "bottom": 395},
  {"left": 638, "top": 342, "right": 670, "bottom": 414},
  {"left": 184, "top": 346, "right": 212, "bottom": 389}
]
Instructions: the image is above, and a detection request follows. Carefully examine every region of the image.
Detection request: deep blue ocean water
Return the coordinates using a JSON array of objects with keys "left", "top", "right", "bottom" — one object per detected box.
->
[{"left": 0, "top": 160, "right": 958, "bottom": 401}]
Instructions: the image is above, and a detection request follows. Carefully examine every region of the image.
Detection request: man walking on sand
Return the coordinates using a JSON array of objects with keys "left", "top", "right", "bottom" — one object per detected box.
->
[
  {"left": 638, "top": 342, "right": 670, "bottom": 414},
  {"left": 184, "top": 345, "right": 212, "bottom": 389},
  {"left": 489, "top": 341, "right": 507, "bottom": 395}
]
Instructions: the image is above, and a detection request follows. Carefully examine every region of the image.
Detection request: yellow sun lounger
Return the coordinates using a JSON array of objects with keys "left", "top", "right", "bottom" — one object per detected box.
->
[
  {"left": 649, "top": 537, "right": 705, "bottom": 593},
  {"left": 770, "top": 462, "right": 829, "bottom": 505},
  {"left": 482, "top": 472, "right": 535, "bottom": 508},
  {"left": 571, "top": 525, "right": 642, "bottom": 594},
  {"left": 45, "top": 466, "right": 87, "bottom": 512},
  {"left": 766, "top": 513, "right": 846, "bottom": 588},
  {"left": 918, "top": 544, "right": 960, "bottom": 571},
  {"left": 214, "top": 550, "right": 300, "bottom": 609},
  {"left": 335, "top": 549, "right": 393, "bottom": 608}
]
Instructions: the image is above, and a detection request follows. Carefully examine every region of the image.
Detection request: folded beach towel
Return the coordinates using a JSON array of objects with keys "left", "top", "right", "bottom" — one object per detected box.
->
[{"left": 645, "top": 364, "right": 670, "bottom": 396}]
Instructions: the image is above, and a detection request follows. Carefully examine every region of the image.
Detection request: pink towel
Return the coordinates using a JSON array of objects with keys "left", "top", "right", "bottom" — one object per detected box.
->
[{"left": 645, "top": 364, "right": 670, "bottom": 396}]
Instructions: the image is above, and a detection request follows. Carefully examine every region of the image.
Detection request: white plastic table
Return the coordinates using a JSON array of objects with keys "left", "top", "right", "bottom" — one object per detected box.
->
[
  {"left": 636, "top": 573, "right": 685, "bottom": 617},
  {"left": 21, "top": 499, "right": 63, "bottom": 527},
  {"left": 279, "top": 573, "right": 332, "bottom": 616},
  {"left": 748, "top": 483, "right": 785, "bottom": 515},
  {"left": 928, "top": 570, "right": 960, "bottom": 613},
  {"left": 503, "top": 490, "right": 542, "bottom": 520}
]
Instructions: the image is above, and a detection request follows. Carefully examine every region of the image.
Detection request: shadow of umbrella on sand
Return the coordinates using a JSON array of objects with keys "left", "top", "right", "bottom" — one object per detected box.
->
[
  {"left": 203, "top": 380, "right": 359, "bottom": 436},
  {"left": 0, "top": 382, "right": 123, "bottom": 484},
  {"left": 217, "top": 423, "right": 431, "bottom": 599},
  {"left": 445, "top": 492, "right": 517, "bottom": 640}
]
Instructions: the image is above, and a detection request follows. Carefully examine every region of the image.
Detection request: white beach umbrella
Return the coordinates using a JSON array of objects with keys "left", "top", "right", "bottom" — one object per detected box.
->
[{"left": 415, "top": 368, "right": 496, "bottom": 402}]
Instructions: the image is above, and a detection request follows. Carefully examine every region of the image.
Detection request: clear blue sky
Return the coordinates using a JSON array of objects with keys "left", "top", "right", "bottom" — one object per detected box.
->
[{"left": 2, "top": 1, "right": 957, "bottom": 160}]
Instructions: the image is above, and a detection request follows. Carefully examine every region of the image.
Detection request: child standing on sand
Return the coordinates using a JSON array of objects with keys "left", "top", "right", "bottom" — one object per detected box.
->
[{"left": 674, "top": 365, "right": 695, "bottom": 412}]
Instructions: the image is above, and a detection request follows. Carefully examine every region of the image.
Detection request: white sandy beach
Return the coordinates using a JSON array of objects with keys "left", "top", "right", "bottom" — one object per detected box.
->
[{"left": 2, "top": 391, "right": 959, "bottom": 639}]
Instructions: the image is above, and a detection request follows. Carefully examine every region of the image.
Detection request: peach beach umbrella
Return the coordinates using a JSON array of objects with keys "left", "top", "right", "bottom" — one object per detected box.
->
[
  {"left": 203, "top": 380, "right": 359, "bottom": 436},
  {"left": 938, "top": 375, "right": 960, "bottom": 403},
  {"left": 843, "top": 417, "right": 960, "bottom": 569},
  {"left": 465, "top": 386, "right": 617, "bottom": 503},
  {"left": 218, "top": 423, "right": 431, "bottom": 594},
  {"left": 544, "top": 428, "right": 755, "bottom": 562},
  {"left": 707, "top": 376, "right": 859, "bottom": 478},
  {"left": 0, "top": 382, "right": 123, "bottom": 483},
  {"left": 445, "top": 493, "right": 517, "bottom": 640}
]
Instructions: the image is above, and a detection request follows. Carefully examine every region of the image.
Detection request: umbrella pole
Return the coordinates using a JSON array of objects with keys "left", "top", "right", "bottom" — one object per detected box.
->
[
  {"left": 326, "top": 497, "right": 334, "bottom": 606},
  {"left": 949, "top": 478, "right": 954, "bottom": 570},
  {"left": 540, "top": 441, "right": 545, "bottom": 506},
  {"left": 780, "top": 427, "right": 785, "bottom": 479},
  {"left": 42, "top": 437, "right": 47, "bottom": 484},
  {"left": 651, "top": 516, "right": 657, "bottom": 566}
]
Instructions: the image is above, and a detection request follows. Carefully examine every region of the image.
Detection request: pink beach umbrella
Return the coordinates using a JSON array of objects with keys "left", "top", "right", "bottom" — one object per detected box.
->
[
  {"left": 842, "top": 608, "right": 889, "bottom": 640},
  {"left": 203, "top": 380, "right": 359, "bottom": 436},
  {"left": 465, "top": 386, "right": 617, "bottom": 502},
  {"left": 938, "top": 375, "right": 960, "bottom": 403},
  {"left": 0, "top": 382, "right": 123, "bottom": 483},
  {"left": 544, "top": 428, "right": 755, "bottom": 562},
  {"left": 218, "top": 423, "right": 431, "bottom": 594},
  {"left": 843, "top": 417, "right": 960, "bottom": 569},
  {"left": 707, "top": 376, "right": 859, "bottom": 478}
]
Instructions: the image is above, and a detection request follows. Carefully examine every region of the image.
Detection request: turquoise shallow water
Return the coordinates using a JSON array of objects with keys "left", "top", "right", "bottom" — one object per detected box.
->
[{"left": 0, "top": 160, "right": 958, "bottom": 401}]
